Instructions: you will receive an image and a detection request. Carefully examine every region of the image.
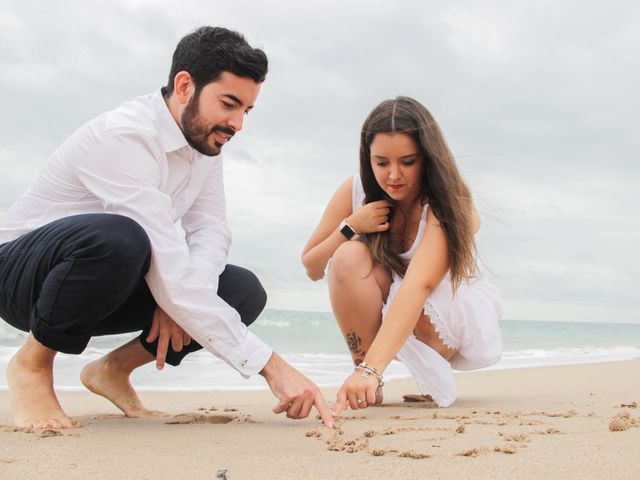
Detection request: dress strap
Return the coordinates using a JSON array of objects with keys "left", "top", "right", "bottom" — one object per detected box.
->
[{"left": 352, "top": 173, "right": 366, "bottom": 212}]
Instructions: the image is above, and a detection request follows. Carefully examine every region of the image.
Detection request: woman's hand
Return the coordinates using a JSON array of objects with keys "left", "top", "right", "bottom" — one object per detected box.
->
[
  {"left": 347, "top": 200, "right": 392, "bottom": 234},
  {"left": 332, "top": 370, "right": 380, "bottom": 417}
]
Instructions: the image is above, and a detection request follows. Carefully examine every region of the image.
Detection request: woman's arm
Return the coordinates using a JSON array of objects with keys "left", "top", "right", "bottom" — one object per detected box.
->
[
  {"left": 301, "top": 177, "right": 354, "bottom": 281},
  {"left": 332, "top": 207, "right": 450, "bottom": 412},
  {"left": 301, "top": 177, "right": 392, "bottom": 281},
  {"left": 364, "top": 207, "right": 449, "bottom": 371},
  {"left": 365, "top": 207, "right": 449, "bottom": 372}
]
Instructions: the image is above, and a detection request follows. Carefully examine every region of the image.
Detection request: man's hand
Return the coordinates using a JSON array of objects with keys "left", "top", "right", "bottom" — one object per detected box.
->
[
  {"left": 260, "top": 352, "right": 334, "bottom": 428},
  {"left": 146, "top": 306, "right": 191, "bottom": 370}
]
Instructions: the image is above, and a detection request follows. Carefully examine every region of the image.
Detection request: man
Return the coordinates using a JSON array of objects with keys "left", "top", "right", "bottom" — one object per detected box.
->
[{"left": 0, "top": 26, "right": 333, "bottom": 429}]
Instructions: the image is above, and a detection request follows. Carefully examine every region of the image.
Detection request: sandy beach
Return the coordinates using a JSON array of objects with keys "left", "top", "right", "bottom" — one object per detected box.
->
[{"left": 1, "top": 359, "right": 639, "bottom": 479}]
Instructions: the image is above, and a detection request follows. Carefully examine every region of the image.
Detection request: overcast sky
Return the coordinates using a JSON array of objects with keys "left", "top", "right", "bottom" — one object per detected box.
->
[{"left": 1, "top": 0, "right": 638, "bottom": 323}]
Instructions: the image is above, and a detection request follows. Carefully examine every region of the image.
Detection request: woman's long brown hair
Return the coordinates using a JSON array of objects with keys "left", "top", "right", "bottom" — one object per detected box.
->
[{"left": 359, "top": 96, "right": 476, "bottom": 292}]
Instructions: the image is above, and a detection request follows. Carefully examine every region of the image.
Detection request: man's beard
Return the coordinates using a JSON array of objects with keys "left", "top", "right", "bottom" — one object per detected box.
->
[{"left": 181, "top": 91, "right": 235, "bottom": 156}]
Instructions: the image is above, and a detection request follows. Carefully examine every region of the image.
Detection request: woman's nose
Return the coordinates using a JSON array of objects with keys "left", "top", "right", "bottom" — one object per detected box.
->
[{"left": 389, "top": 163, "right": 401, "bottom": 180}]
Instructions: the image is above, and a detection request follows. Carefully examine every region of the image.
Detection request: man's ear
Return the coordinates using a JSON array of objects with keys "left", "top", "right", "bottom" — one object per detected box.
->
[{"left": 172, "top": 71, "right": 195, "bottom": 105}]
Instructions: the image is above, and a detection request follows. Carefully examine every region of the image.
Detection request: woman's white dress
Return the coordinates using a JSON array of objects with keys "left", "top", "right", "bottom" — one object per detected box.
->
[{"left": 352, "top": 174, "right": 503, "bottom": 407}]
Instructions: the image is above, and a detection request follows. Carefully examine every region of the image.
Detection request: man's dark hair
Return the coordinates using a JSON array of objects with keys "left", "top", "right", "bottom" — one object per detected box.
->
[{"left": 165, "top": 26, "right": 268, "bottom": 95}]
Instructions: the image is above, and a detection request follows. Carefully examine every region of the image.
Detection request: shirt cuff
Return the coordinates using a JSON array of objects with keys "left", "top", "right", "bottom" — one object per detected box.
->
[{"left": 214, "top": 331, "right": 273, "bottom": 378}]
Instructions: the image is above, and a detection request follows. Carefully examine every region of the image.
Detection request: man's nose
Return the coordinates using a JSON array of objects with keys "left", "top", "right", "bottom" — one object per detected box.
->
[{"left": 227, "top": 111, "right": 244, "bottom": 132}]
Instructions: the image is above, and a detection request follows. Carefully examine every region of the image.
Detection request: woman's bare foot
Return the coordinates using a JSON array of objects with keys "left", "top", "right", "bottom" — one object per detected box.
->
[
  {"left": 374, "top": 386, "right": 384, "bottom": 405},
  {"left": 80, "top": 340, "right": 166, "bottom": 418},
  {"left": 7, "top": 335, "right": 80, "bottom": 429},
  {"left": 402, "top": 394, "right": 435, "bottom": 403}
]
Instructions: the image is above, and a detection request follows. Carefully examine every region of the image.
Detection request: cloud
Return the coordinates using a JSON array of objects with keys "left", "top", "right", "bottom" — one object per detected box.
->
[{"left": 1, "top": 0, "right": 638, "bottom": 322}]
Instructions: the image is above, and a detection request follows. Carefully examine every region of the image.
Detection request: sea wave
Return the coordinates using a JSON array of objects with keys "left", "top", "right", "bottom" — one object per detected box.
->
[
  {"left": 254, "top": 319, "right": 292, "bottom": 328},
  {"left": 2, "top": 312, "right": 640, "bottom": 391},
  {"left": 0, "top": 345, "right": 638, "bottom": 392}
]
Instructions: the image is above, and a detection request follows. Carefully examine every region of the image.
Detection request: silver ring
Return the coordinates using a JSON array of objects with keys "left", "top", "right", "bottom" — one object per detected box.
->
[{"left": 357, "top": 398, "right": 365, "bottom": 404}]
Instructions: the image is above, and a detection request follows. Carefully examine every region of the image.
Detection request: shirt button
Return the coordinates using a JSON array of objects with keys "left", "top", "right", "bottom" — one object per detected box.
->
[{"left": 240, "top": 360, "right": 247, "bottom": 367}]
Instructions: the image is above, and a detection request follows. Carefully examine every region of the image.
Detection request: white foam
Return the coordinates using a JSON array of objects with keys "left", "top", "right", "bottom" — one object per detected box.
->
[
  {"left": 0, "top": 345, "right": 639, "bottom": 392},
  {"left": 253, "top": 319, "right": 291, "bottom": 328}
]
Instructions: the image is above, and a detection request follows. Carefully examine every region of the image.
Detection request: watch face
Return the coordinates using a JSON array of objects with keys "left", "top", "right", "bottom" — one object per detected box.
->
[{"left": 340, "top": 223, "right": 355, "bottom": 239}]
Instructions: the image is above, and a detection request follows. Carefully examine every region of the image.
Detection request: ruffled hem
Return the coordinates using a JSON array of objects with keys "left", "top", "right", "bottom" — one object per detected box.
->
[
  {"left": 423, "top": 301, "right": 457, "bottom": 350},
  {"left": 395, "top": 335, "right": 457, "bottom": 407}
]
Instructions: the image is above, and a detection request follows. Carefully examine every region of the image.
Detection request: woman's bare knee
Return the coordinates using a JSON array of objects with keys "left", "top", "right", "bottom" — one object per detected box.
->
[{"left": 329, "top": 241, "right": 373, "bottom": 285}]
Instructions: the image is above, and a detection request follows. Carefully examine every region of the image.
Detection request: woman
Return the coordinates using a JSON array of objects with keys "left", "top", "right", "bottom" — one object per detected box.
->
[{"left": 301, "top": 96, "right": 503, "bottom": 413}]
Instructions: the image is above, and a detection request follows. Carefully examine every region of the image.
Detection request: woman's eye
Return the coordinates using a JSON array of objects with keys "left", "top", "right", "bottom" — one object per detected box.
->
[{"left": 402, "top": 160, "right": 416, "bottom": 166}]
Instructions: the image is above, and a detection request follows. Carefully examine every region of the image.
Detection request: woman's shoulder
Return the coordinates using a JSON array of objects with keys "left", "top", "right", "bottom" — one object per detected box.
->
[
  {"left": 327, "top": 176, "right": 356, "bottom": 211},
  {"left": 334, "top": 175, "right": 355, "bottom": 196}
]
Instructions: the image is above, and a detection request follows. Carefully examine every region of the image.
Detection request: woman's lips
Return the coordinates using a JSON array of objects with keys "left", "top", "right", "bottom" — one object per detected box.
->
[{"left": 388, "top": 184, "right": 404, "bottom": 190}]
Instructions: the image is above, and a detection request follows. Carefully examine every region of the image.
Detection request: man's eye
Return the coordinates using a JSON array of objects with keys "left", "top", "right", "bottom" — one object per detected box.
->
[{"left": 222, "top": 101, "right": 234, "bottom": 109}]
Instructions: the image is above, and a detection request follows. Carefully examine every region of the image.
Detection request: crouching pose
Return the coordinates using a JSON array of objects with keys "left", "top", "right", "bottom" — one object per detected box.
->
[
  {"left": 0, "top": 26, "right": 333, "bottom": 430},
  {"left": 301, "top": 97, "right": 503, "bottom": 411}
]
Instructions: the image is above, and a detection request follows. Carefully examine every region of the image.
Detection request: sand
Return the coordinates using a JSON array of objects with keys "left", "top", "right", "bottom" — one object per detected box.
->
[{"left": 1, "top": 359, "right": 639, "bottom": 479}]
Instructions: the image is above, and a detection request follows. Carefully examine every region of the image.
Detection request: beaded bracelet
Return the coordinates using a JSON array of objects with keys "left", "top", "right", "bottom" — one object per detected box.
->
[{"left": 355, "top": 361, "right": 384, "bottom": 388}]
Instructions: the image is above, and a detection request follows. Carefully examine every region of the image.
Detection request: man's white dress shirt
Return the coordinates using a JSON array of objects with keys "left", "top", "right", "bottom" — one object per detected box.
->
[{"left": 0, "top": 90, "right": 273, "bottom": 377}]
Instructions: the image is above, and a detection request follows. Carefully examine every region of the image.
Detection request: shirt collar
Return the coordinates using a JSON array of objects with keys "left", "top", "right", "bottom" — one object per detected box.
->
[{"left": 153, "top": 88, "right": 190, "bottom": 153}]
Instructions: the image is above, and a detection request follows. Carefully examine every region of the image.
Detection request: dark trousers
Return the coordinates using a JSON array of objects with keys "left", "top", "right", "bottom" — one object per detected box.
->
[{"left": 0, "top": 213, "right": 266, "bottom": 366}]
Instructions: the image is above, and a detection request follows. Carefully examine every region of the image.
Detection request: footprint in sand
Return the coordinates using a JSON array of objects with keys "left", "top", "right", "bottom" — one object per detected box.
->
[{"left": 166, "top": 414, "right": 234, "bottom": 425}]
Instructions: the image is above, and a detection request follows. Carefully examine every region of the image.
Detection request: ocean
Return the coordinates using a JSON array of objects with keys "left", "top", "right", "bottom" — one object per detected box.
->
[{"left": 1, "top": 309, "right": 639, "bottom": 392}]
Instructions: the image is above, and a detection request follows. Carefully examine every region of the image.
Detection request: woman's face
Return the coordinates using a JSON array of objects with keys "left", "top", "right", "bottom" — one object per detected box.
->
[{"left": 369, "top": 132, "right": 423, "bottom": 207}]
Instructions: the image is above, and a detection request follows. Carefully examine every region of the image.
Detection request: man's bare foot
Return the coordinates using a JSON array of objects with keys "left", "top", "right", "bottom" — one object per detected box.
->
[
  {"left": 80, "top": 356, "right": 166, "bottom": 418},
  {"left": 7, "top": 336, "right": 80, "bottom": 429}
]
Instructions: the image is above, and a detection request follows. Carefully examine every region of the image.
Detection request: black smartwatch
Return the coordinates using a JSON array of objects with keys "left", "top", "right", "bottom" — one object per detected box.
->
[{"left": 339, "top": 219, "right": 359, "bottom": 240}]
